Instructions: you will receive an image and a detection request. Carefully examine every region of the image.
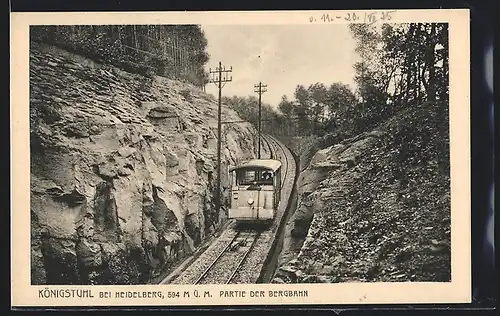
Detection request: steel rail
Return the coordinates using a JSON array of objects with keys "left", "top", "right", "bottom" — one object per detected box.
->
[
  {"left": 194, "top": 231, "right": 241, "bottom": 284},
  {"left": 225, "top": 232, "right": 262, "bottom": 284}
]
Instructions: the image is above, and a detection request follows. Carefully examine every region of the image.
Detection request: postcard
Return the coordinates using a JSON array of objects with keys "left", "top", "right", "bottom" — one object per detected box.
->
[{"left": 11, "top": 9, "right": 471, "bottom": 307}]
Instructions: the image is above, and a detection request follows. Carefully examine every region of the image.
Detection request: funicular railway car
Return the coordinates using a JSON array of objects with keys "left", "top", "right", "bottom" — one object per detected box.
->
[{"left": 228, "top": 159, "right": 282, "bottom": 223}]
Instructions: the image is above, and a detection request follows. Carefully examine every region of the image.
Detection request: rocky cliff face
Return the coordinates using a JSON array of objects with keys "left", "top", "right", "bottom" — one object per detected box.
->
[
  {"left": 271, "top": 136, "right": 320, "bottom": 268},
  {"left": 30, "top": 42, "right": 257, "bottom": 285},
  {"left": 275, "top": 136, "right": 324, "bottom": 239},
  {"left": 274, "top": 103, "right": 451, "bottom": 283}
]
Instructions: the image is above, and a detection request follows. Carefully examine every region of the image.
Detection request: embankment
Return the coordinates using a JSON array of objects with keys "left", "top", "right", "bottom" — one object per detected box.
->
[{"left": 273, "top": 103, "right": 451, "bottom": 283}]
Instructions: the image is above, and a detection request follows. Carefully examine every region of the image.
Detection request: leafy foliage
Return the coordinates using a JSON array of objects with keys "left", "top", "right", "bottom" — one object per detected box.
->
[
  {"left": 30, "top": 25, "right": 211, "bottom": 88},
  {"left": 262, "top": 23, "right": 449, "bottom": 142},
  {"left": 222, "top": 95, "right": 284, "bottom": 134}
]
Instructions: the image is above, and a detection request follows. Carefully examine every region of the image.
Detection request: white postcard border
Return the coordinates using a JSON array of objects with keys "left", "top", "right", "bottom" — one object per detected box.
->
[{"left": 11, "top": 9, "right": 471, "bottom": 307}]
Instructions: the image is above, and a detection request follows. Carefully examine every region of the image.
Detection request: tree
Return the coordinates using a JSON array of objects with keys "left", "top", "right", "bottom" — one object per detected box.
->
[
  {"left": 294, "top": 85, "right": 313, "bottom": 134},
  {"left": 307, "top": 83, "right": 328, "bottom": 133},
  {"left": 278, "top": 95, "right": 295, "bottom": 117},
  {"left": 30, "top": 25, "right": 211, "bottom": 87},
  {"left": 322, "top": 82, "right": 358, "bottom": 133},
  {"left": 347, "top": 22, "right": 449, "bottom": 133}
]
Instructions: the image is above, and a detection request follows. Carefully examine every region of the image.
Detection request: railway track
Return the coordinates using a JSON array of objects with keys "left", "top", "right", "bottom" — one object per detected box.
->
[
  {"left": 261, "top": 133, "right": 274, "bottom": 159},
  {"left": 225, "top": 134, "right": 294, "bottom": 284},
  {"left": 166, "top": 134, "right": 296, "bottom": 285},
  {"left": 191, "top": 135, "right": 285, "bottom": 284},
  {"left": 194, "top": 230, "right": 262, "bottom": 284},
  {"left": 263, "top": 135, "right": 289, "bottom": 185}
]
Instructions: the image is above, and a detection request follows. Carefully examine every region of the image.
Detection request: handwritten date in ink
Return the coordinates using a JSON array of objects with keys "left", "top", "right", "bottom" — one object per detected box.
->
[{"left": 309, "top": 11, "right": 396, "bottom": 24}]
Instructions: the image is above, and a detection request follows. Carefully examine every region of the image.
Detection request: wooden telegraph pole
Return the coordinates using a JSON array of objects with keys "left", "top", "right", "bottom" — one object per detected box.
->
[
  {"left": 254, "top": 82, "right": 267, "bottom": 159},
  {"left": 209, "top": 61, "right": 232, "bottom": 219}
]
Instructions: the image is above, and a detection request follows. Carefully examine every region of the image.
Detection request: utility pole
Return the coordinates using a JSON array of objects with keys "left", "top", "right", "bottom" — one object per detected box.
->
[
  {"left": 209, "top": 61, "right": 232, "bottom": 220},
  {"left": 254, "top": 82, "right": 267, "bottom": 159}
]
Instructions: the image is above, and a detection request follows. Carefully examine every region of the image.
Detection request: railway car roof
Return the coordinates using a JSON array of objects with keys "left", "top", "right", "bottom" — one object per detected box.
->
[{"left": 229, "top": 159, "right": 282, "bottom": 172}]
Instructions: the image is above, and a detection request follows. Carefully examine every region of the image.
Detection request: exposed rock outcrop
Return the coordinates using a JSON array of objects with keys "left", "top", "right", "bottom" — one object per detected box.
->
[
  {"left": 273, "top": 103, "right": 451, "bottom": 283},
  {"left": 271, "top": 136, "right": 319, "bottom": 268},
  {"left": 30, "top": 42, "right": 258, "bottom": 285},
  {"left": 276, "top": 136, "right": 323, "bottom": 239}
]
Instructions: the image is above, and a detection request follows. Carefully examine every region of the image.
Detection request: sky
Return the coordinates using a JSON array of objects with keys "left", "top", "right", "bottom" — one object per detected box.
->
[{"left": 200, "top": 24, "right": 360, "bottom": 108}]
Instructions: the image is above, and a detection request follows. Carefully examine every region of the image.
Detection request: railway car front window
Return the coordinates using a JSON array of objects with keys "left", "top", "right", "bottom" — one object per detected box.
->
[
  {"left": 237, "top": 169, "right": 274, "bottom": 185},
  {"left": 261, "top": 171, "right": 273, "bottom": 184},
  {"left": 238, "top": 170, "right": 257, "bottom": 185}
]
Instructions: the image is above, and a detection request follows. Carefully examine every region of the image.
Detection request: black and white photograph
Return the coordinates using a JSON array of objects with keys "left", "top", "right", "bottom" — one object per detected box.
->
[{"left": 12, "top": 9, "right": 471, "bottom": 306}]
